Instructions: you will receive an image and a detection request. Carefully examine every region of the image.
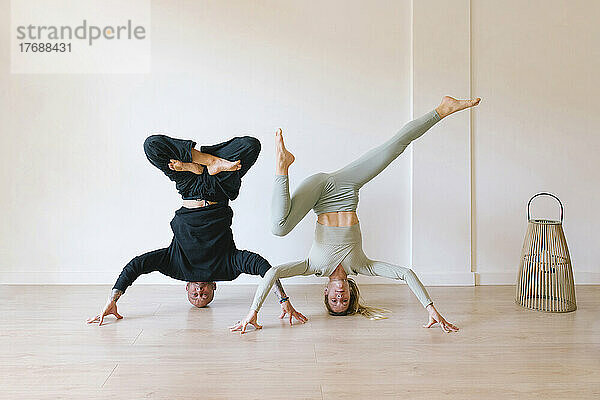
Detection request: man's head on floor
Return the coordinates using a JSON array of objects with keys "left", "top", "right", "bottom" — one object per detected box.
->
[{"left": 186, "top": 282, "right": 216, "bottom": 307}]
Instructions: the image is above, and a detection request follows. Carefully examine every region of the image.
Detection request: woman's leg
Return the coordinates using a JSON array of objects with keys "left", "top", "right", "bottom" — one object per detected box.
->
[
  {"left": 334, "top": 96, "right": 480, "bottom": 188},
  {"left": 271, "top": 173, "right": 327, "bottom": 236},
  {"left": 333, "top": 110, "right": 441, "bottom": 188},
  {"left": 271, "top": 130, "right": 326, "bottom": 236}
]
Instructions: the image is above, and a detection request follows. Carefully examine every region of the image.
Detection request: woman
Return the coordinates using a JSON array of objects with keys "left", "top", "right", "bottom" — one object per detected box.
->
[{"left": 230, "top": 96, "right": 480, "bottom": 334}]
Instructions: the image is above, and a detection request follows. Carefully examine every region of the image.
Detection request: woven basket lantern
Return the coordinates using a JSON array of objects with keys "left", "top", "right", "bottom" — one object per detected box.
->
[{"left": 515, "top": 192, "right": 576, "bottom": 312}]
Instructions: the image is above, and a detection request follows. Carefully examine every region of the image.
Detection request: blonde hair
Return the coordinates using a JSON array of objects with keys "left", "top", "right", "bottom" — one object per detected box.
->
[{"left": 324, "top": 278, "right": 389, "bottom": 320}]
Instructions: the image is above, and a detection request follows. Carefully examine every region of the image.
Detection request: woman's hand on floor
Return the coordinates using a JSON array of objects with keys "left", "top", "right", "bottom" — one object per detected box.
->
[
  {"left": 279, "top": 300, "right": 308, "bottom": 326},
  {"left": 86, "top": 299, "right": 123, "bottom": 326},
  {"left": 423, "top": 304, "right": 459, "bottom": 333},
  {"left": 230, "top": 309, "right": 262, "bottom": 334}
]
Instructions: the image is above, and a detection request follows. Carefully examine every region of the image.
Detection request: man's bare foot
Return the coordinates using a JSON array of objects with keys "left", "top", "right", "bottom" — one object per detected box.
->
[
  {"left": 275, "top": 128, "right": 295, "bottom": 175},
  {"left": 206, "top": 157, "right": 241, "bottom": 175},
  {"left": 169, "top": 159, "right": 204, "bottom": 175},
  {"left": 435, "top": 96, "right": 481, "bottom": 119}
]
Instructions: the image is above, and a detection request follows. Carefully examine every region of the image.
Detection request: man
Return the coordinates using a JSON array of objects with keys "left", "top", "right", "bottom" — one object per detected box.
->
[{"left": 87, "top": 134, "right": 307, "bottom": 329}]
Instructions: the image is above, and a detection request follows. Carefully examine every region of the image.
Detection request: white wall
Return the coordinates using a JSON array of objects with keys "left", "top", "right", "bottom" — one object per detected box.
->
[
  {"left": 0, "top": 0, "right": 413, "bottom": 284},
  {"left": 411, "top": 0, "right": 473, "bottom": 285},
  {"left": 409, "top": 0, "right": 600, "bottom": 285},
  {"left": 471, "top": 0, "right": 600, "bottom": 284},
  {"left": 1, "top": 0, "right": 599, "bottom": 286}
]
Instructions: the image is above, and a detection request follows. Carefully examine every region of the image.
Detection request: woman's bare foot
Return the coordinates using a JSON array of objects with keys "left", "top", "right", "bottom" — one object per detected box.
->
[
  {"left": 169, "top": 159, "right": 204, "bottom": 175},
  {"left": 275, "top": 128, "right": 295, "bottom": 175},
  {"left": 206, "top": 157, "right": 241, "bottom": 175},
  {"left": 435, "top": 96, "right": 481, "bottom": 119}
]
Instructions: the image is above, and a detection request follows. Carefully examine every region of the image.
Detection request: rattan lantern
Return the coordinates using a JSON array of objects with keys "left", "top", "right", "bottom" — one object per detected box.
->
[{"left": 515, "top": 192, "right": 576, "bottom": 312}]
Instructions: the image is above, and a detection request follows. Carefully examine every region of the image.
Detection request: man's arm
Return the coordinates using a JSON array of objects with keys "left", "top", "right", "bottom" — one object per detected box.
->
[
  {"left": 86, "top": 289, "right": 124, "bottom": 326},
  {"left": 88, "top": 249, "right": 167, "bottom": 327},
  {"left": 113, "top": 249, "right": 168, "bottom": 293},
  {"left": 110, "top": 288, "right": 123, "bottom": 302}
]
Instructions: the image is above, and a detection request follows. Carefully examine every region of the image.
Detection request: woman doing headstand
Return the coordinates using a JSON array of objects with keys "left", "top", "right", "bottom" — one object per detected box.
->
[{"left": 231, "top": 96, "right": 480, "bottom": 334}]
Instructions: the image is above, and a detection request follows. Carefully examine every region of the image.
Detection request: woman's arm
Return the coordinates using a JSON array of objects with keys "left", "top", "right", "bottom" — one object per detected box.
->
[
  {"left": 356, "top": 261, "right": 459, "bottom": 333},
  {"left": 250, "top": 261, "right": 309, "bottom": 312},
  {"left": 273, "top": 279, "right": 308, "bottom": 326},
  {"left": 230, "top": 261, "right": 309, "bottom": 334},
  {"left": 356, "top": 261, "right": 433, "bottom": 307},
  {"left": 423, "top": 304, "right": 459, "bottom": 333}
]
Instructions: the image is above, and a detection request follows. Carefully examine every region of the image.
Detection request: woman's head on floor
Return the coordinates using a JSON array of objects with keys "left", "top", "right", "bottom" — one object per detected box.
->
[
  {"left": 186, "top": 281, "right": 216, "bottom": 307},
  {"left": 323, "top": 277, "right": 353, "bottom": 314},
  {"left": 324, "top": 278, "right": 388, "bottom": 320}
]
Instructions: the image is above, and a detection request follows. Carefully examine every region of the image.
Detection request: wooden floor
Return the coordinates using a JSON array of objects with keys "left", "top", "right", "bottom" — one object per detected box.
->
[{"left": 1, "top": 284, "right": 599, "bottom": 399}]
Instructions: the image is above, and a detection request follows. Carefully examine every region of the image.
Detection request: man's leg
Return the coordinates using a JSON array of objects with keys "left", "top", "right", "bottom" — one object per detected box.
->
[
  {"left": 144, "top": 134, "right": 245, "bottom": 200},
  {"left": 196, "top": 136, "right": 263, "bottom": 201},
  {"left": 200, "top": 136, "right": 261, "bottom": 178},
  {"left": 143, "top": 134, "right": 208, "bottom": 198},
  {"left": 144, "top": 134, "right": 197, "bottom": 182}
]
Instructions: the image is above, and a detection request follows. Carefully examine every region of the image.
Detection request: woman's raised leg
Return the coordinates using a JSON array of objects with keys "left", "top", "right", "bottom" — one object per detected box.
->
[
  {"left": 334, "top": 96, "right": 480, "bottom": 188},
  {"left": 271, "top": 129, "right": 326, "bottom": 236}
]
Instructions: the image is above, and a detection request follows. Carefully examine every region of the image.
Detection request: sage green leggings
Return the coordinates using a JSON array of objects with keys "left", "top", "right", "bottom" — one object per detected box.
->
[
  {"left": 251, "top": 110, "right": 442, "bottom": 312},
  {"left": 271, "top": 109, "right": 441, "bottom": 235}
]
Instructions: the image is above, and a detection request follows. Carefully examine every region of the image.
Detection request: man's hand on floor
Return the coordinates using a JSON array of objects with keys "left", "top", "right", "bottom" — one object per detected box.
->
[{"left": 87, "top": 299, "right": 123, "bottom": 326}]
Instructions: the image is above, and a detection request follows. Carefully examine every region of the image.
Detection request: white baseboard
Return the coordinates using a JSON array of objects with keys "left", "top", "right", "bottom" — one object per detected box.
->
[
  {"left": 414, "top": 272, "right": 475, "bottom": 286},
  {"left": 0, "top": 270, "right": 475, "bottom": 286},
  {"left": 474, "top": 272, "right": 516, "bottom": 285},
  {"left": 2, "top": 270, "right": 598, "bottom": 286},
  {"left": 474, "top": 271, "right": 600, "bottom": 285}
]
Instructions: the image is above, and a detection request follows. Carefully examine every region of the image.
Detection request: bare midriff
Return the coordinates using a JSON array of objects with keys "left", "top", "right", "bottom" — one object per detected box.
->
[
  {"left": 317, "top": 211, "right": 359, "bottom": 227},
  {"left": 182, "top": 199, "right": 218, "bottom": 209}
]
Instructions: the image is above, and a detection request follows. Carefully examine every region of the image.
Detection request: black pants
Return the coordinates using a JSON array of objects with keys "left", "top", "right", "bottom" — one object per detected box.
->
[{"left": 143, "top": 134, "right": 261, "bottom": 201}]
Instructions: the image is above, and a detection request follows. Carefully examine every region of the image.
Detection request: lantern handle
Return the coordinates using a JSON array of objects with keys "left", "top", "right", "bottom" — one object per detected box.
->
[{"left": 527, "top": 192, "right": 563, "bottom": 223}]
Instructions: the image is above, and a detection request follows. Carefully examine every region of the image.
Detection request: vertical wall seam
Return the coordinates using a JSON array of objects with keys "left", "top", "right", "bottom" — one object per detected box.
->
[
  {"left": 408, "top": 0, "right": 415, "bottom": 267},
  {"left": 468, "top": 0, "right": 476, "bottom": 284}
]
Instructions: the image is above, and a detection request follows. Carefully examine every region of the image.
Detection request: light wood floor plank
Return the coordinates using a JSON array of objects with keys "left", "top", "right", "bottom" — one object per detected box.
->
[{"left": 2, "top": 284, "right": 599, "bottom": 399}]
